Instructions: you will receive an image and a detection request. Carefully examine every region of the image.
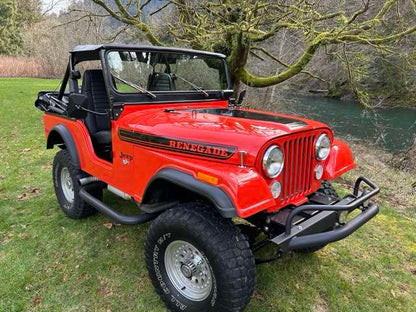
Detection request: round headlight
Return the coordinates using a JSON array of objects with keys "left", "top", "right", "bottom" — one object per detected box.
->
[
  {"left": 315, "top": 134, "right": 331, "bottom": 160},
  {"left": 262, "top": 145, "right": 284, "bottom": 178}
]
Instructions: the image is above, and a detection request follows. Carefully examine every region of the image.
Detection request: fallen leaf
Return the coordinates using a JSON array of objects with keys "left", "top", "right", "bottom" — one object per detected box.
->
[
  {"left": 252, "top": 292, "right": 265, "bottom": 301},
  {"left": 115, "top": 233, "right": 128, "bottom": 242},
  {"left": 22, "top": 148, "right": 31, "bottom": 153},
  {"left": 41, "top": 163, "right": 52, "bottom": 169},
  {"left": 390, "top": 290, "right": 396, "bottom": 298},
  {"left": 32, "top": 295, "right": 41, "bottom": 306},
  {"left": 18, "top": 233, "right": 29, "bottom": 240},
  {"left": 103, "top": 223, "right": 113, "bottom": 229},
  {"left": 31, "top": 187, "right": 40, "bottom": 194},
  {"left": 17, "top": 193, "right": 28, "bottom": 200},
  {"left": 78, "top": 273, "right": 88, "bottom": 280},
  {"left": 25, "top": 284, "right": 33, "bottom": 291},
  {"left": 1, "top": 231, "right": 13, "bottom": 245}
]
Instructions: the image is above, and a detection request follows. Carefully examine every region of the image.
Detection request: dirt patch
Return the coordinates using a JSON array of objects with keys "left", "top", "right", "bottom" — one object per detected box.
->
[
  {"left": 391, "top": 136, "right": 416, "bottom": 174},
  {"left": 313, "top": 296, "right": 330, "bottom": 312}
]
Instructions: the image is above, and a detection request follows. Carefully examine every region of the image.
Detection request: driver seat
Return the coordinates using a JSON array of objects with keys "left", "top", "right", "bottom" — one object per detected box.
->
[
  {"left": 81, "top": 70, "right": 112, "bottom": 160},
  {"left": 147, "top": 72, "right": 175, "bottom": 91}
]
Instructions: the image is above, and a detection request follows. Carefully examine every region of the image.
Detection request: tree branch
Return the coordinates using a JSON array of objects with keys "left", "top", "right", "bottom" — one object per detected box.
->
[
  {"left": 239, "top": 35, "right": 323, "bottom": 87},
  {"left": 91, "top": 0, "right": 163, "bottom": 45}
]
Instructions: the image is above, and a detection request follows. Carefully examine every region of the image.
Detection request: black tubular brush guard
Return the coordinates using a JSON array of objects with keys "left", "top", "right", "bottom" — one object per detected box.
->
[{"left": 270, "top": 176, "right": 380, "bottom": 253}]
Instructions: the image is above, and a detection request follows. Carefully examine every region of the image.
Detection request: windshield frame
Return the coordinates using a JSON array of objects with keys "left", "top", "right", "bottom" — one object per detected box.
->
[{"left": 104, "top": 48, "right": 231, "bottom": 97}]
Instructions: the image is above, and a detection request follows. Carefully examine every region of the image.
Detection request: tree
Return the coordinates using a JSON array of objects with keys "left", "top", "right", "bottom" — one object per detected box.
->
[
  {"left": 86, "top": 0, "right": 416, "bottom": 105},
  {"left": 0, "top": 0, "right": 23, "bottom": 55},
  {"left": 16, "top": 0, "right": 42, "bottom": 26}
]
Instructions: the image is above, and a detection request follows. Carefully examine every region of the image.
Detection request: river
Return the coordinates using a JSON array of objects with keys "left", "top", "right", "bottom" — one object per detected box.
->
[{"left": 264, "top": 94, "right": 416, "bottom": 153}]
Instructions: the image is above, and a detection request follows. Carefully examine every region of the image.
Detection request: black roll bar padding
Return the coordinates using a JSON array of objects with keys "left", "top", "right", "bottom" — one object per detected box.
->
[
  {"left": 79, "top": 185, "right": 159, "bottom": 225},
  {"left": 58, "top": 62, "right": 70, "bottom": 101},
  {"left": 285, "top": 176, "right": 380, "bottom": 235}
]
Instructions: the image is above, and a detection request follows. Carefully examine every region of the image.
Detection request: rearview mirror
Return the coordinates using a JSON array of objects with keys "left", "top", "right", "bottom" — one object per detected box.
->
[{"left": 67, "top": 93, "right": 88, "bottom": 119}]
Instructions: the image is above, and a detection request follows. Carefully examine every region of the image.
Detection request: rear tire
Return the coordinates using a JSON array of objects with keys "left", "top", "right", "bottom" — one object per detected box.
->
[
  {"left": 294, "top": 181, "right": 339, "bottom": 253},
  {"left": 53, "top": 149, "right": 102, "bottom": 219},
  {"left": 145, "top": 203, "right": 256, "bottom": 312}
]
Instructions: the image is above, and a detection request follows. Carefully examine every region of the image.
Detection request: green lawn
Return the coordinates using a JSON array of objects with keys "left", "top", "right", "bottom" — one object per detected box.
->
[{"left": 0, "top": 78, "right": 415, "bottom": 311}]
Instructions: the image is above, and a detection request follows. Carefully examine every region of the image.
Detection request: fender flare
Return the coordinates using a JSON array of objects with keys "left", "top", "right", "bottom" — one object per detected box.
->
[
  {"left": 143, "top": 168, "right": 237, "bottom": 218},
  {"left": 323, "top": 139, "right": 356, "bottom": 180},
  {"left": 46, "top": 124, "right": 80, "bottom": 169}
]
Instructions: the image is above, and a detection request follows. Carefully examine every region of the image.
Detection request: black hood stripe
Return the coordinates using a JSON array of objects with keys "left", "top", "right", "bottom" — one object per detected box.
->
[
  {"left": 119, "top": 129, "right": 236, "bottom": 160},
  {"left": 187, "top": 108, "right": 307, "bottom": 128}
]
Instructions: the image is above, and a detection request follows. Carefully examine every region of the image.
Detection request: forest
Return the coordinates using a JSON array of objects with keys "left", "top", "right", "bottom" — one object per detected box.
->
[{"left": 1, "top": 0, "right": 416, "bottom": 108}]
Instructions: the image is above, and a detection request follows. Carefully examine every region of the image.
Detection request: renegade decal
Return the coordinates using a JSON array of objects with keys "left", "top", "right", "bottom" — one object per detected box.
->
[
  {"left": 119, "top": 129, "right": 236, "bottom": 160},
  {"left": 188, "top": 108, "right": 307, "bottom": 129}
]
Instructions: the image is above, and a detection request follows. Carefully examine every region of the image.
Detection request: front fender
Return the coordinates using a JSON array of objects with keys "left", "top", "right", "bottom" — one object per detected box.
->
[
  {"left": 323, "top": 139, "right": 356, "bottom": 180},
  {"left": 144, "top": 168, "right": 237, "bottom": 218}
]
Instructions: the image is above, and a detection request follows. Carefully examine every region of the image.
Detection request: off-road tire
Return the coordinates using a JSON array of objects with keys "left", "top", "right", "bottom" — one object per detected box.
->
[
  {"left": 294, "top": 181, "right": 339, "bottom": 253},
  {"left": 145, "top": 203, "right": 256, "bottom": 312},
  {"left": 316, "top": 181, "right": 340, "bottom": 200},
  {"left": 53, "top": 149, "right": 101, "bottom": 219}
]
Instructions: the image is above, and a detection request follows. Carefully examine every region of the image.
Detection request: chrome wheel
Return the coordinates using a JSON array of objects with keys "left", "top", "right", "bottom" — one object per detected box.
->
[
  {"left": 164, "top": 240, "right": 213, "bottom": 301},
  {"left": 60, "top": 167, "right": 74, "bottom": 203}
]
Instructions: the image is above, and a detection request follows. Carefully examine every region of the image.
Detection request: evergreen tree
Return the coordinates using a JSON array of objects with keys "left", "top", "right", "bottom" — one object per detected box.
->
[{"left": 0, "top": 0, "right": 23, "bottom": 55}]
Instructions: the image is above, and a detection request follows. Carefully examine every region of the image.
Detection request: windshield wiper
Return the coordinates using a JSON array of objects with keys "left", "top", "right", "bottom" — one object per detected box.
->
[
  {"left": 111, "top": 72, "right": 156, "bottom": 99},
  {"left": 171, "top": 74, "right": 209, "bottom": 98}
]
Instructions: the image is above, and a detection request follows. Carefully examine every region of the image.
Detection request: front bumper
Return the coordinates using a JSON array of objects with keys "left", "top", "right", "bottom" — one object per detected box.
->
[{"left": 270, "top": 176, "right": 380, "bottom": 252}]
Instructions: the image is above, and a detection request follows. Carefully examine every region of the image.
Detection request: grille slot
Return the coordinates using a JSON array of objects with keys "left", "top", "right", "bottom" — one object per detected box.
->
[{"left": 281, "top": 134, "right": 315, "bottom": 204}]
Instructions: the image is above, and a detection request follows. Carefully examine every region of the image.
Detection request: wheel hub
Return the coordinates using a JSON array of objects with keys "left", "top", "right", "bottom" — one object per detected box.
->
[
  {"left": 60, "top": 167, "right": 74, "bottom": 203},
  {"left": 164, "top": 240, "right": 212, "bottom": 301},
  {"left": 180, "top": 264, "right": 193, "bottom": 278}
]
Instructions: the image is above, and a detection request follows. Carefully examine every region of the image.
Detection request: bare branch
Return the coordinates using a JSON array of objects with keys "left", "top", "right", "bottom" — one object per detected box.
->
[
  {"left": 91, "top": 0, "right": 163, "bottom": 45},
  {"left": 150, "top": 2, "right": 172, "bottom": 16}
]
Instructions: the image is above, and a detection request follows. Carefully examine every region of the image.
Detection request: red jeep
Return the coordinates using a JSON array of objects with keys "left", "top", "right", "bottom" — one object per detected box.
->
[{"left": 36, "top": 44, "right": 379, "bottom": 312}]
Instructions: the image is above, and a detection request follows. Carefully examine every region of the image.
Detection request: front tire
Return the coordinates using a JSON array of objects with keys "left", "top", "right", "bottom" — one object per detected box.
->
[
  {"left": 145, "top": 203, "right": 256, "bottom": 312},
  {"left": 53, "top": 149, "right": 102, "bottom": 219}
]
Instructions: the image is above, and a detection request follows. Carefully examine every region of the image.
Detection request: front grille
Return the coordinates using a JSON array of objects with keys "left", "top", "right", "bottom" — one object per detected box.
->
[{"left": 280, "top": 133, "right": 316, "bottom": 204}]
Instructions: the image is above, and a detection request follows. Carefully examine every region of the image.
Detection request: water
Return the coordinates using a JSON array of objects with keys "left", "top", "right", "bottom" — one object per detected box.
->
[{"left": 265, "top": 94, "right": 416, "bottom": 153}]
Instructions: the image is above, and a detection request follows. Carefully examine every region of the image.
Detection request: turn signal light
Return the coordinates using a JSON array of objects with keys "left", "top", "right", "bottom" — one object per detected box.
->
[{"left": 197, "top": 172, "right": 219, "bottom": 185}]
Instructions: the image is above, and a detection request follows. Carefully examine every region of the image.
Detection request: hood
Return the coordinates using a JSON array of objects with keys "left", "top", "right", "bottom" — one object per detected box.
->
[{"left": 117, "top": 105, "right": 330, "bottom": 166}]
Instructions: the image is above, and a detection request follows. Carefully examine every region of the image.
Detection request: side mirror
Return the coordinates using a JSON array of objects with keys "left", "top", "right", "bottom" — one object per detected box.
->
[
  {"left": 67, "top": 93, "right": 88, "bottom": 119},
  {"left": 237, "top": 89, "right": 246, "bottom": 105}
]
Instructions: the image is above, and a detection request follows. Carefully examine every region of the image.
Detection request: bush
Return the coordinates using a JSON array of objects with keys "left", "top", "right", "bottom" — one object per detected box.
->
[{"left": 0, "top": 55, "right": 43, "bottom": 77}]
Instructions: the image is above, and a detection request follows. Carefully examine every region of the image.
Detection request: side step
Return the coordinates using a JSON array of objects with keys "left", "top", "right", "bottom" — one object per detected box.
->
[{"left": 79, "top": 186, "right": 159, "bottom": 225}]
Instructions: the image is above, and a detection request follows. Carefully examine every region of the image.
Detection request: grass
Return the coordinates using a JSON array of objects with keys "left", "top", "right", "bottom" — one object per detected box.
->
[{"left": 0, "top": 78, "right": 415, "bottom": 311}]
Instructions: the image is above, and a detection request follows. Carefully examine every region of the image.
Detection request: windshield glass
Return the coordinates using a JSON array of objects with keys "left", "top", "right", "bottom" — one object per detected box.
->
[{"left": 106, "top": 50, "right": 228, "bottom": 93}]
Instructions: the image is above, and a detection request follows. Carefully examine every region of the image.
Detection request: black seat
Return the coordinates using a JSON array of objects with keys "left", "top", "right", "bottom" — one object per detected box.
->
[
  {"left": 81, "top": 70, "right": 112, "bottom": 161},
  {"left": 147, "top": 72, "right": 175, "bottom": 91},
  {"left": 81, "top": 70, "right": 111, "bottom": 146}
]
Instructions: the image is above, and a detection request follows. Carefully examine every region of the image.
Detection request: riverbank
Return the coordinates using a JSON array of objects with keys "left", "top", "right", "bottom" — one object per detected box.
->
[
  {"left": 0, "top": 78, "right": 414, "bottom": 311},
  {"left": 340, "top": 142, "right": 415, "bottom": 218},
  {"left": 246, "top": 91, "right": 416, "bottom": 153}
]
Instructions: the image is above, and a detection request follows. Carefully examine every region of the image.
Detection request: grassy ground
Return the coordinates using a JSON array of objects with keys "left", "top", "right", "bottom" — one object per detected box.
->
[{"left": 0, "top": 78, "right": 415, "bottom": 311}]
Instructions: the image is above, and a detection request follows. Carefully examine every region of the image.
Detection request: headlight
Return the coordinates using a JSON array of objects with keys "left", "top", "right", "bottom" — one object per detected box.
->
[
  {"left": 315, "top": 134, "right": 331, "bottom": 160},
  {"left": 262, "top": 145, "right": 284, "bottom": 178}
]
